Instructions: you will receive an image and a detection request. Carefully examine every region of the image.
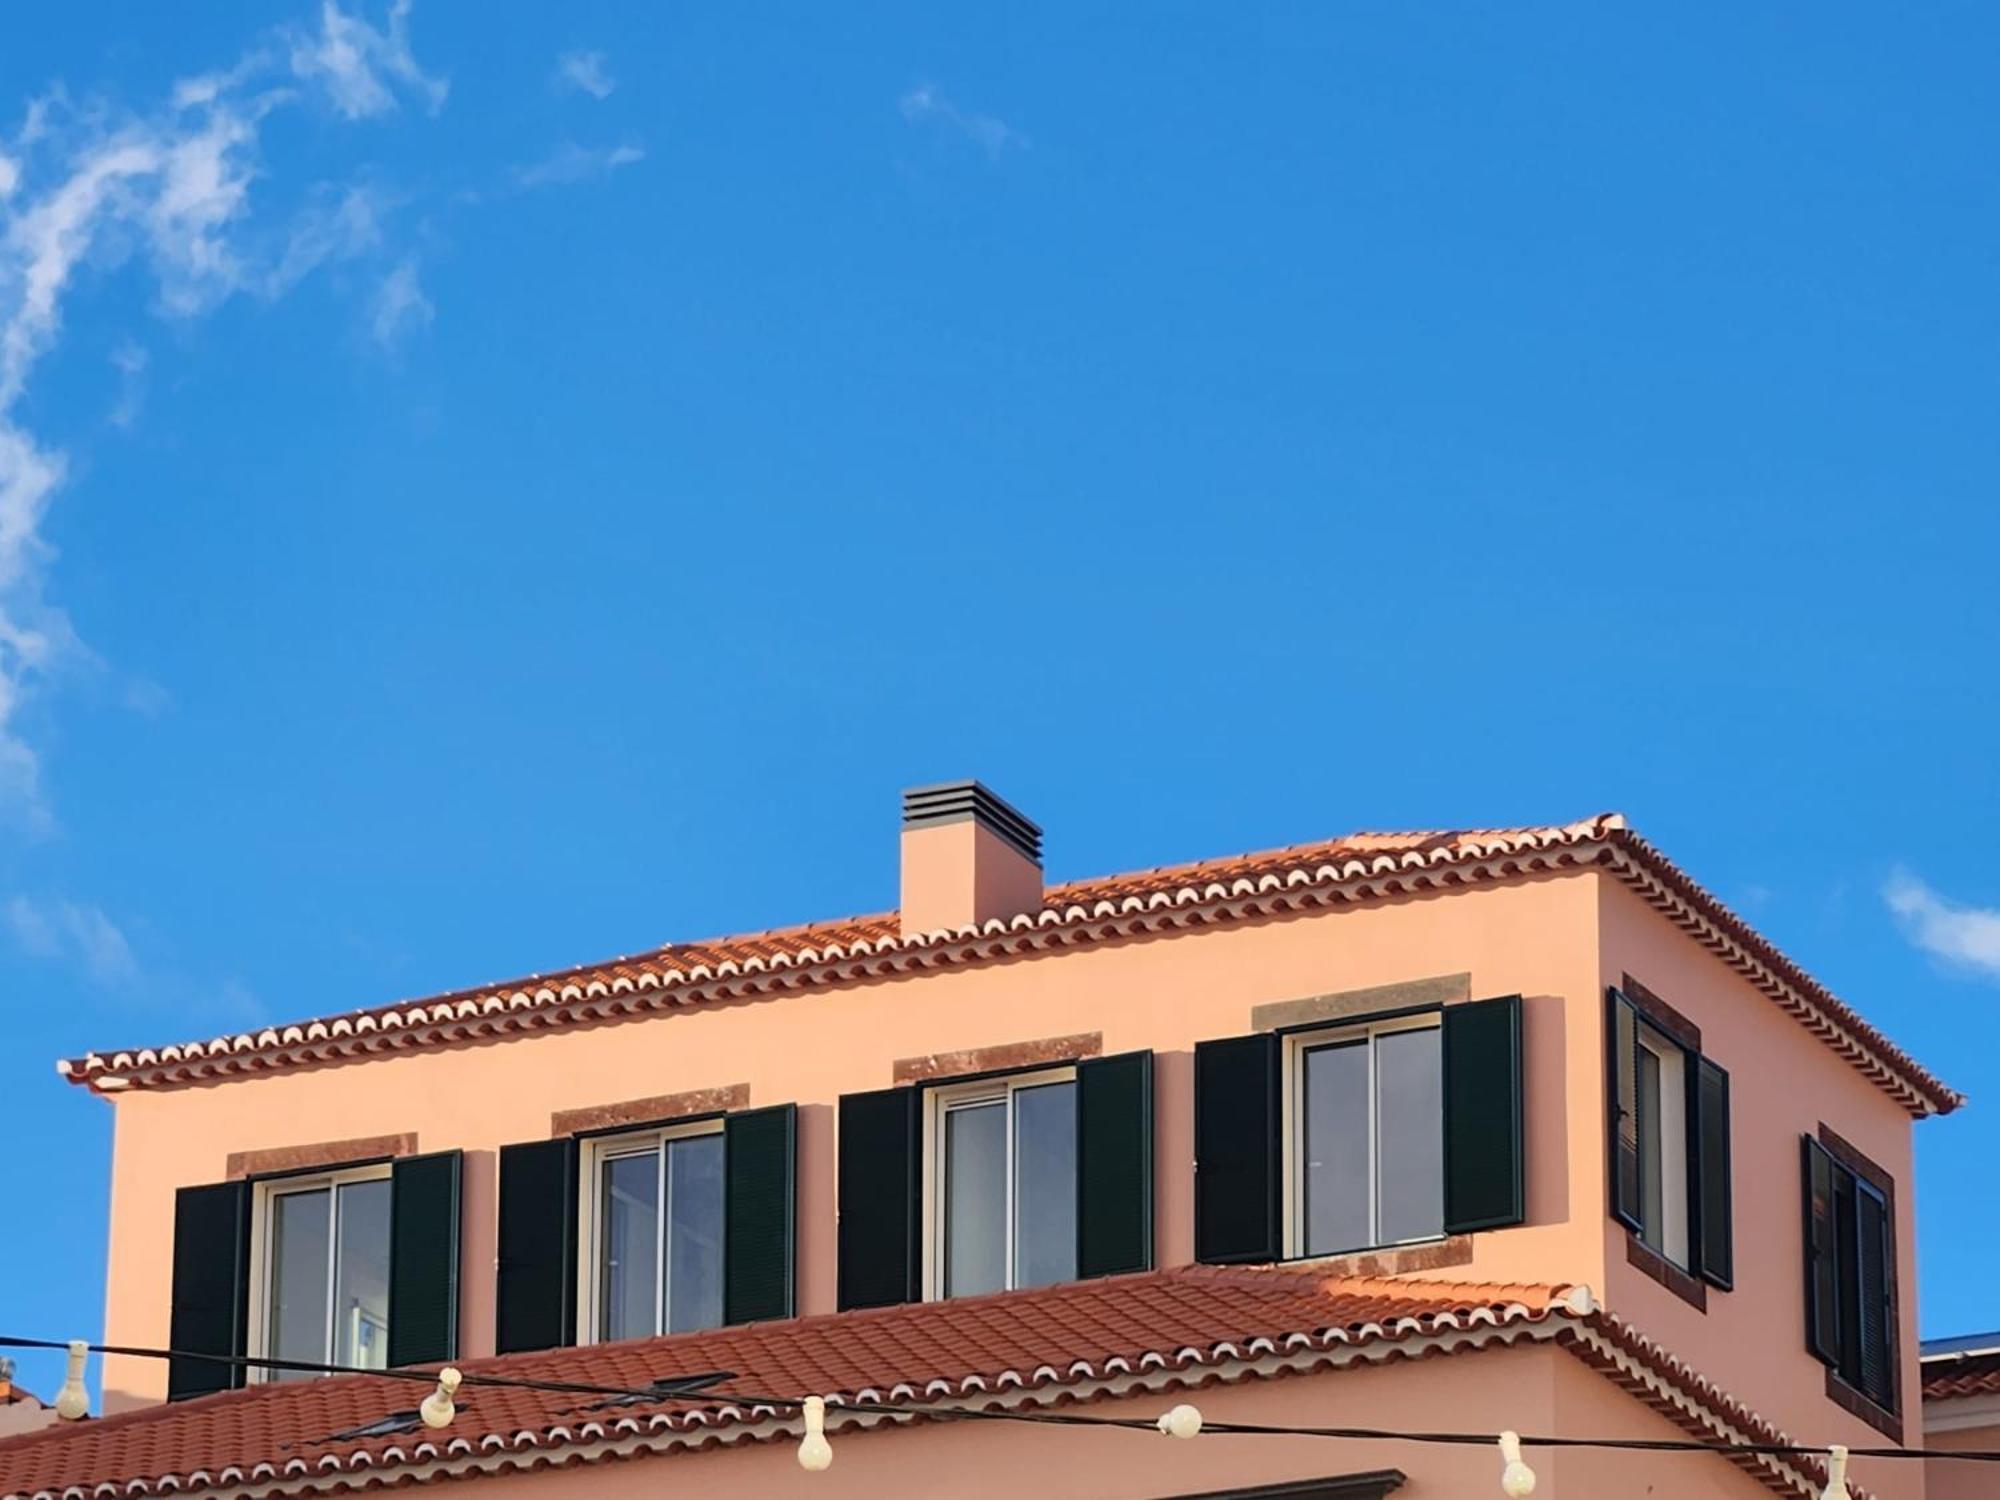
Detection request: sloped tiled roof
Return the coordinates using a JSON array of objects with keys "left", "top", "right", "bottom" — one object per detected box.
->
[
  {"left": 1923, "top": 1347, "right": 2000, "bottom": 1401},
  {"left": 56, "top": 815, "right": 1959, "bottom": 1116},
  {"left": 0, "top": 1267, "right": 1841, "bottom": 1500}
]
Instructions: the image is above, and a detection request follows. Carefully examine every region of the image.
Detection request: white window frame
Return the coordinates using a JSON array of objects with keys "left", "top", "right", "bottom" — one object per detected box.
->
[
  {"left": 575, "top": 1119, "right": 726, "bottom": 1346},
  {"left": 1281, "top": 1012, "right": 1445, "bottom": 1260},
  {"left": 1633, "top": 1020, "right": 1691, "bottom": 1269},
  {"left": 920, "top": 1065, "right": 1077, "bottom": 1301},
  {"left": 243, "top": 1161, "right": 393, "bottom": 1382}
]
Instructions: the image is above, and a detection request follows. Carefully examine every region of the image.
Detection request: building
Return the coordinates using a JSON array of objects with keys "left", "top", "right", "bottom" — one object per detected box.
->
[
  {"left": 0, "top": 788, "right": 1966, "bottom": 1498},
  {"left": 1920, "top": 1333, "right": 2000, "bottom": 1500},
  {"left": 0, "top": 1365, "right": 51, "bottom": 1441}
]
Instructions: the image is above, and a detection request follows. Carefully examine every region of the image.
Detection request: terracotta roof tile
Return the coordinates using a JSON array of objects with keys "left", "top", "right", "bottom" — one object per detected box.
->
[
  {"left": 0, "top": 1269, "right": 1574, "bottom": 1500},
  {"left": 1923, "top": 1348, "right": 2000, "bottom": 1401},
  {"left": 56, "top": 814, "right": 1959, "bottom": 1116}
]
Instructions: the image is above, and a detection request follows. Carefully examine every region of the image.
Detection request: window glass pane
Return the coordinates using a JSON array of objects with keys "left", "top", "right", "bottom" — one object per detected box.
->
[
  {"left": 1013, "top": 1082, "right": 1077, "bottom": 1289},
  {"left": 268, "top": 1188, "right": 331, "bottom": 1377},
  {"left": 1637, "top": 1047, "right": 1663, "bottom": 1250},
  {"left": 600, "top": 1151, "right": 659, "bottom": 1341},
  {"left": 945, "top": 1100, "right": 1007, "bottom": 1297},
  {"left": 665, "top": 1133, "right": 725, "bottom": 1333},
  {"left": 332, "top": 1177, "right": 391, "bottom": 1369},
  {"left": 1375, "top": 1028, "right": 1443, "bottom": 1244},
  {"left": 1303, "top": 1041, "right": 1370, "bottom": 1255}
]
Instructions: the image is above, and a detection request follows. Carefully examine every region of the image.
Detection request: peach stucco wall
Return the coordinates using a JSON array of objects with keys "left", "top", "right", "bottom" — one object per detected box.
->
[
  {"left": 1597, "top": 876, "right": 1926, "bottom": 1500},
  {"left": 1922, "top": 1420, "right": 1998, "bottom": 1500},
  {"left": 100, "top": 873, "right": 1608, "bottom": 1409},
  {"left": 439, "top": 1343, "right": 1783, "bottom": 1499}
]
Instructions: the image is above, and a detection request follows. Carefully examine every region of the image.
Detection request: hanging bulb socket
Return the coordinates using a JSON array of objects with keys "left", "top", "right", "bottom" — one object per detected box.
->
[
  {"left": 54, "top": 1341, "right": 89, "bottom": 1422},
  {"left": 1819, "top": 1444, "right": 1850, "bottom": 1500},
  {"left": 420, "top": 1367, "right": 462, "bottom": 1430},
  {"left": 1497, "top": 1431, "right": 1536, "bottom": 1497},
  {"left": 797, "top": 1395, "right": 833, "bottom": 1472},
  {"left": 1156, "top": 1404, "right": 1203, "bottom": 1440}
]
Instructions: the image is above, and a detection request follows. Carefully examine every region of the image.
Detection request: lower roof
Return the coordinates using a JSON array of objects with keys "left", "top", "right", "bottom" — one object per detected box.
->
[{"left": 0, "top": 1266, "right": 1844, "bottom": 1500}]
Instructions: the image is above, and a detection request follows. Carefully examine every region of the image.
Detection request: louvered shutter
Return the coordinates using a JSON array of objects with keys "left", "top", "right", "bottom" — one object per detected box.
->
[
  {"left": 1802, "top": 1136, "right": 1842, "bottom": 1368},
  {"left": 724, "top": 1104, "right": 797, "bottom": 1324},
  {"left": 1076, "top": 1051, "right": 1154, "bottom": 1278},
  {"left": 168, "top": 1181, "right": 251, "bottom": 1400},
  {"left": 1442, "top": 995, "right": 1525, "bottom": 1234},
  {"left": 496, "top": 1138, "right": 578, "bottom": 1353},
  {"left": 1692, "top": 1059, "right": 1733, "bottom": 1289},
  {"left": 1607, "top": 989, "right": 1643, "bottom": 1232},
  {"left": 388, "top": 1151, "right": 463, "bottom": 1366},
  {"left": 1855, "top": 1181, "right": 1894, "bottom": 1408},
  {"left": 1193, "top": 1033, "right": 1280, "bottom": 1264},
  {"left": 837, "top": 1086, "right": 920, "bottom": 1310}
]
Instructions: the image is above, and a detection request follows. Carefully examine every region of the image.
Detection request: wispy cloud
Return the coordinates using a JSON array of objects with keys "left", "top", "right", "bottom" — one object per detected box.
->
[
  {"left": 4, "top": 890, "right": 264, "bottom": 1021},
  {"left": 0, "top": 1, "right": 443, "bottom": 828},
  {"left": 513, "top": 141, "right": 644, "bottom": 189},
  {"left": 370, "top": 256, "right": 432, "bottom": 348},
  {"left": 1884, "top": 869, "right": 2000, "bottom": 981},
  {"left": 5, "top": 894, "right": 140, "bottom": 988},
  {"left": 289, "top": 0, "right": 447, "bottom": 121},
  {"left": 554, "top": 49, "right": 615, "bottom": 101},
  {"left": 107, "top": 342, "right": 148, "bottom": 428},
  {"left": 899, "top": 84, "right": 1026, "bottom": 158}
]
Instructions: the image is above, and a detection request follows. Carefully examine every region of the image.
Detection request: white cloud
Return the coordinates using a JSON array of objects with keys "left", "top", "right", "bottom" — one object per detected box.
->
[
  {"left": 0, "top": 2, "right": 445, "bottom": 827},
  {"left": 5, "top": 894, "right": 140, "bottom": 987},
  {"left": 899, "top": 83, "right": 1026, "bottom": 158},
  {"left": 370, "top": 256, "right": 432, "bottom": 347},
  {"left": 107, "top": 341, "right": 148, "bottom": 428},
  {"left": 513, "top": 141, "right": 644, "bottom": 189},
  {"left": 554, "top": 50, "right": 615, "bottom": 101},
  {"left": 1884, "top": 869, "right": 2000, "bottom": 981},
  {"left": 290, "top": 0, "right": 447, "bottom": 121},
  {"left": 267, "top": 181, "right": 388, "bottom": 293}
]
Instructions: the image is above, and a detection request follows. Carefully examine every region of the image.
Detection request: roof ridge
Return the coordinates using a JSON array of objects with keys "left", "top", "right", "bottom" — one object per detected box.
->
[
  {"left": 54, "top": 812, "right": 1957, "bottom": 1118},
  {"left": 55, "top": 816, "right": 1616, "bottom": 1072}
]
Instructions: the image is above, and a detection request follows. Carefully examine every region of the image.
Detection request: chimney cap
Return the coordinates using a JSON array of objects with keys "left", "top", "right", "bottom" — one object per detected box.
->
[{"left": 901, "top": 781, "right": 1042, "bottom": 864}]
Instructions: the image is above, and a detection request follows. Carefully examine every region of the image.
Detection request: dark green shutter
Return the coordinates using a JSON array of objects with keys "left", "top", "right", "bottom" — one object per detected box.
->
[
  {"left": 168, "top": 1181, "right": 250, "bottom": 1400},
  {"left": 1442, "top": 995, "right": 1525, "bottom": 1234},
  {"left": 496, "top": 1137, "right": 578, "bottom": 1353},
  {"left": 724, "top": 1103, "right": 797, "bottom": 1324},
  {"left": 388, "top": 1150, "right": 462, "bottom": 1366},
  {"left": 1607, "top": 989, "right": 1643, "bottom": 1232},
  {"left": 1193, "top": 1033, "right": 1280, "bottom": 1264},
  {"left": 1855, "top": 1181, "right": 1895, "bottom": 1408},
  {"left": 1076, "top": 1051, "right": 1154, "bottom": 1278},
  {"left": 1802, "top": 1136, "right": 1841, "bottom": 1368},
  {"left": 1692, "top": 1059, "right": 1733, "bottom": 1290},
  {"left": 837, "top": 1086, "right": 920, "bottom": 1310}
]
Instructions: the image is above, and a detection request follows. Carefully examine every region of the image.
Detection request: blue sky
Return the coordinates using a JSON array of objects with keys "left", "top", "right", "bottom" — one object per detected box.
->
[{"left": 3, "top": 2, "right": 1998, "bottom": 1400}]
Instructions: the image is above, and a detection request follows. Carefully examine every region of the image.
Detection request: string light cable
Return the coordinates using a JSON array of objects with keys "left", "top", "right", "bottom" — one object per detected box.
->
[{"left": 5, "top": 1333, "right": 1995, "bottom": 1497}]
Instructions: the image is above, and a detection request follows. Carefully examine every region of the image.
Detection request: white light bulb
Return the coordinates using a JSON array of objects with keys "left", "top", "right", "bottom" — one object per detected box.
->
[
  {"left": 1819, "top": 1444, "right": 1850, "bottom": 1500},
  {"left": 1497, "top": 1431, "right": 1536, "bottom": 1497},
  {"left": 797, "top": 1395, "right": 833, "bottom": 1472},
  {"left": 1156, "top": 1404, "right": 1203, "bottom": 1440},
  {"left": 420, "top": 1367, "right": 461, "bottom": 1429},
  {"left": 54, "top": 1341, "right": 89, "bottom": 1422}
]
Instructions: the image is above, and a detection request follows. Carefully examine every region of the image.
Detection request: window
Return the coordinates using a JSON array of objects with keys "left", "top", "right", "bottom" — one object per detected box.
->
[
  {"left": 1805, "top": 1132, "right": 1898, "bottom": 1415},
  {"left": 251, "top": 1164, "right": 392, "bottom": 1379},
  {"left": 926, "top": 1068, "right": 1077, "bottom": 1297},
  {"left": 1286, "top": 1016, "right": 1444, "bottom": 1257},
  {"left": 1607, "top": 986, "right": 1732, "bottom": 1291},
  {"left": 581, "top": 1123, "right": 725, "bottom": 1341},
  {"left": 1614, "top": 1006, "right": 1690, "bottom": 1265}
]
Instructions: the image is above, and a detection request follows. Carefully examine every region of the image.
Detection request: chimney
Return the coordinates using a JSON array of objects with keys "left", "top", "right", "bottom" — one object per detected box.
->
[{"left": 899, "top": 781, "right": 1044, "bottom": 937}]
